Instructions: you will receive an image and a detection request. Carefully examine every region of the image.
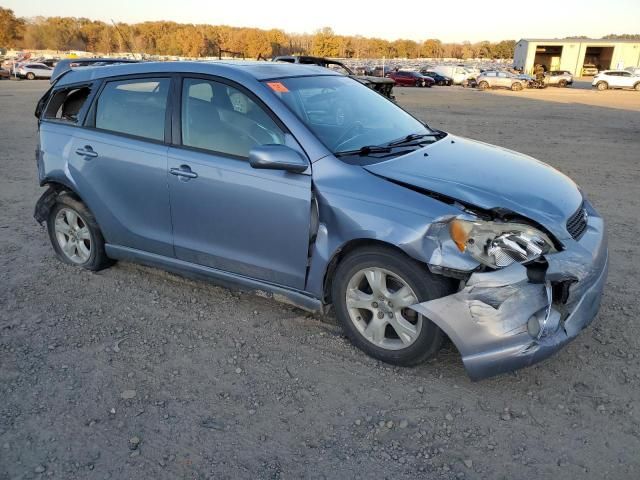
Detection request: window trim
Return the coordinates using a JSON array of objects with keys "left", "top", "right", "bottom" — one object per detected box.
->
[
  {"left": 82, "top": 73, "right": 175, "bottom": 146},
  {"left": 40, "top": 81, "right": 98, "bottom": 127},
  {"left": 172, "top": 73, "right": 292, "bottom": 161}
]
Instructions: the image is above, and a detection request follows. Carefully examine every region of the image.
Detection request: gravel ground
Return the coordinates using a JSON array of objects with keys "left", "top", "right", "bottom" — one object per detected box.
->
[{"left": 1, "top": 80, "right": 639, "bottom": 480}]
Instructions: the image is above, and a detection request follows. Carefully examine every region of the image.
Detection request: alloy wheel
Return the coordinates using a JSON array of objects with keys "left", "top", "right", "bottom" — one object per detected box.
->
[
  {"left": 54, "top": 207, "right": 92, "bottom": 264},
  {"left": 345, "top": 267, "right": 422, "bottom": 350}
]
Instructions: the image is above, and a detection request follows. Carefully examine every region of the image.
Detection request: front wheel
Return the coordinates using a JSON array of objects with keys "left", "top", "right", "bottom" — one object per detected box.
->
[
  {"left": 558, "top": 79, "right": 568, "bottom": 87},
  {"left": 596, "top": 81, "right": 608, "bottom": 91},
  {"left": 511, "top": 82, "right": 523, "bottom": 91},
  {"left": 634, "top": 82, "right": 640, "bottom": 91},
  {"left": 478, "top": 81, "right": 489, "bottom": 90},
  {"left": 46, "top": 193, "right": 113, "bottom": 271},
  {"left": 331, "top": 246, "right": 453, "bottom": 366}
]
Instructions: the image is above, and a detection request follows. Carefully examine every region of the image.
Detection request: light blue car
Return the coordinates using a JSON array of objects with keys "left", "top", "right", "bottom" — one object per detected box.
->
[{"left": 34, "top": 61, "right": 608, "bottom": 380}]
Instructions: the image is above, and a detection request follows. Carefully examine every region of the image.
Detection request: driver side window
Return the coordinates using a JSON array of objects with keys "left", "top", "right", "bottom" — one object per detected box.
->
[{"left": 181, "top": 78, "right": 284, "bottom": 158}]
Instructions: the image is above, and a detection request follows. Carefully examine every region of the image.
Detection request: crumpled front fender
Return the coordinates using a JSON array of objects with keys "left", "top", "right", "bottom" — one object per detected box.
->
[{"left": 411, "top": 207, "right": 608, "bottom": 381}]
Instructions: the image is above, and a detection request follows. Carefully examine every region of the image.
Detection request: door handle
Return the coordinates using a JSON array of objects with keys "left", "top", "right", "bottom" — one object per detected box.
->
[
  {"left": 75, "top": 145, "right": 98, "bottom": 159},
  {"left": 170, "top": 165, "right": 198, "bottom": 179}
]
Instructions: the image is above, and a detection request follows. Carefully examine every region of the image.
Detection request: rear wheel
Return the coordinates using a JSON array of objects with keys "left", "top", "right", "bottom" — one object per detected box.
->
[
  {"left": 26, "top": 72, "right": 35, "bottom": 80},
  {"left": 478, "top": 81, "right": 489, "bottom": 90},
  {"left": 511, "top": 82, "right": 523, "bottom": 91},
  {"left": 596, "top": 81, "right": 608, "bottom": 91},
  {"left": 47, "top": 193, "right": 113, "bottom": 271},
  {"left": 331, "top": 246, "right": 453, "bottom": 366},
  {"left": 558, "top": 79, "right": 568, "bottom": 87}
]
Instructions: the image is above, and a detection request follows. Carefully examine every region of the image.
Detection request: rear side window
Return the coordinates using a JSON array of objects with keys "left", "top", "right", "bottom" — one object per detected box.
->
[
  {"left": 95, "top": 78, "right": 169, "bottom": 141},
  {"left": 44, "top": 86, "right": 92, "bottom": 124}
]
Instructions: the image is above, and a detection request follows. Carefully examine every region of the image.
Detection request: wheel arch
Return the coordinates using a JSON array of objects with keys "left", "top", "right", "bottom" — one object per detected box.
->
[
  {"left": 322, "top": 238, "right": 427, "bottom": 304},
  {"left": 34, "top": 180, "right": 86, "bottom": 224}
]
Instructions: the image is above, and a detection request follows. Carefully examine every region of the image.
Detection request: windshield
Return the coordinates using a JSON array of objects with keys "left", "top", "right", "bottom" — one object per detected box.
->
[{"left": 263, "top": 75, "right": 433, "bottom": 155}]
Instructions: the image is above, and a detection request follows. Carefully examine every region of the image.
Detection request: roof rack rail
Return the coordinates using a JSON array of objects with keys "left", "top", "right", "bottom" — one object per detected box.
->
[{"left": 50, "top": 58, "right": 140, "bottom": 83}]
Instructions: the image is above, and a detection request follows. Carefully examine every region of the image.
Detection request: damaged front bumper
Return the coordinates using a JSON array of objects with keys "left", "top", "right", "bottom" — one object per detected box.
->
[{"left": 411, "top": 207, "right": 608, "bottom": 380}]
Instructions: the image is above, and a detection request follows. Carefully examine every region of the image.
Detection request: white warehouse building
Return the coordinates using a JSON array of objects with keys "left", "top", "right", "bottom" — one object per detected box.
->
[{"left": 514, "top": 38, "right": 640, "bottom": 75}]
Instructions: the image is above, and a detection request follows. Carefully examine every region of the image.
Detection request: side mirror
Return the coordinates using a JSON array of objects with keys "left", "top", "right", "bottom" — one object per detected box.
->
[{"left": 248, "top": 145, "right": 308, "bottom": 174}]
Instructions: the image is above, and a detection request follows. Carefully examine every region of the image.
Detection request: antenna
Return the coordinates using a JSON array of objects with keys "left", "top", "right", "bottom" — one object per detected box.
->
[{"left": 111, "top": 19, "right": 139, "bottom": 60}]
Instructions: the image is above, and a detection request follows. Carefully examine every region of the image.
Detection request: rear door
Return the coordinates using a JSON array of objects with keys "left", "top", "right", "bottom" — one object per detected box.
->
[
  {"left": 167, "top": 76, "right": 312, "bottom": 289},
  {"left": 68, "top": 76, "right": 174, "bottom": 256},
  {"left": 618, "top": 71, "right": 635, "bottom": 87},
  {"left": 497, "top": 72, "right": 510, "bottom": 88}
]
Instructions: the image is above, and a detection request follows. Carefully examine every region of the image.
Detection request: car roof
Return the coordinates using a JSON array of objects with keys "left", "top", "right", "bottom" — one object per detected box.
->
[{"left": 55, "top": 61, "right": 338, "bottom": 86}]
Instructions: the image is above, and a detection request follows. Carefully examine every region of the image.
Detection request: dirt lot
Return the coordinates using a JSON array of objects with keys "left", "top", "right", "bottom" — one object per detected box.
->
[{"left": 1, "top": 79, "right": 639, "bottom": 480}]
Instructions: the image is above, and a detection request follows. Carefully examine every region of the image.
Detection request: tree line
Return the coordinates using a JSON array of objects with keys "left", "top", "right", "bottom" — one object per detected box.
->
[{"left": 0, "top": 7, "right": 561, "bottom": 61}]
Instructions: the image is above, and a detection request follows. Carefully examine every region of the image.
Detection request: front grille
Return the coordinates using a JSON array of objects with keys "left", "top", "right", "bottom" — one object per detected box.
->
[{"left": 566, "top": 202, "right": 588, "bottom": 240}]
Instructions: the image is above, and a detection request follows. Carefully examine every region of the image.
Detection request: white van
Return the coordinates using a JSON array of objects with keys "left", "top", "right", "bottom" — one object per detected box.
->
[{"left": 432, "top": 65, "right": 471, "bottom": 85}]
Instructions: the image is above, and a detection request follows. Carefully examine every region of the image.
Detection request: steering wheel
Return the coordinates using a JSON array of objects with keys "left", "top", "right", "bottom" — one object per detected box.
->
[{"left": 333, "top": 121, "right": 364, "bottom": 151}]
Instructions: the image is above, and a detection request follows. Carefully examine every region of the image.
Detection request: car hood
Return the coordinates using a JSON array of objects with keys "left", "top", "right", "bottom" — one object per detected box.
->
[
  {"left": 355, "top": 75, "right": 395, "bottom": 85},
  {"left": 363, "top": 135, "right": 582, "bottom": 239}
]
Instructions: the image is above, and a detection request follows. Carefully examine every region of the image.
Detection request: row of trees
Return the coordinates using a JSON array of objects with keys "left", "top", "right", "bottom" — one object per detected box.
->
[{"left": 2, "top": 7, "right": 517, "bottom": 59}]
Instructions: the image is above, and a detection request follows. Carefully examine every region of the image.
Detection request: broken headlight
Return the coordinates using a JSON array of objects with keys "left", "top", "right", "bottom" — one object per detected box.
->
[{"left": 449, "top": 218, "right": 555, "bottom": 269}]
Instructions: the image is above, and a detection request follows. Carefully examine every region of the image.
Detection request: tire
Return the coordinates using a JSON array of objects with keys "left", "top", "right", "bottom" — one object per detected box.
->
[
  {"left": 634, "top": 82, "right": 640, "bottom": 91},
  {"left": 26, "top": 72, "right": 35, "bottom": 80},
  {"left": 596, "top": 81, "right": 608, "bottom": 91},
  {"left": 558, "top": 79, "right": 567, "bottom": 88},
  {"left": 331, "top": 245, "right": 454, "bottom": 366},
  {"left": 478, "top": 81, "right": 489, "bottom": 90},
  {"left": 46, "top": 193, "right": 113, "bottom": 271},
  {"left": 511, "top": 82, "right": 523, "bottom": 91}
]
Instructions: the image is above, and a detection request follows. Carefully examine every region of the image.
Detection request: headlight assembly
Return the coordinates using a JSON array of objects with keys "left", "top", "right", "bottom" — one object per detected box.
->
[{"left": 449, "top": 218, "right": 555, "bottom": 269}]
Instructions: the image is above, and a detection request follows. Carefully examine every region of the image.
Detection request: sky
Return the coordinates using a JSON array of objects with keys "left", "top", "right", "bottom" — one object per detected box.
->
[{"left": 3, "top": 0, "right": 639, "bottom": 42}]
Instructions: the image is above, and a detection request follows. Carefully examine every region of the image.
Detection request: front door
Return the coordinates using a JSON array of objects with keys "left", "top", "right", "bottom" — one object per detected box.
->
[
  {"left": 167, "top": 76, "right": 312, "bottom": 289},
  {"left": 70, "top": 76, "right": 174, "bottom": 257}
]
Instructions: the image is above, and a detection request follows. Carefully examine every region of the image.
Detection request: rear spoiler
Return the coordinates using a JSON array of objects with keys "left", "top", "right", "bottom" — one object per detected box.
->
[{"left": 50, "top": 58, "right": 140, "bottom": 83}]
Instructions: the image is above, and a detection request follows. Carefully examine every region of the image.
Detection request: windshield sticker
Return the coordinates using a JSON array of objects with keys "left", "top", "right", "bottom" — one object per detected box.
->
[{"left": 266, "top": 82, "right": 289, "bottom": 93}]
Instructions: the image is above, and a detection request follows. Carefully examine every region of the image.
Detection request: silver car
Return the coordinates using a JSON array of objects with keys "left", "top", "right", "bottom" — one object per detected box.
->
[
  {"left": 477, "top": 71, "right": 525, "bottom": 91},
  {"left": 34, "top": 61, "right": 607, "bottom": 380},
  {"left": 546, "top": 70, "right": 573, "bottom": 87},
  {"left": 17, "top": 62, "right": 53, "bottom": 80}
]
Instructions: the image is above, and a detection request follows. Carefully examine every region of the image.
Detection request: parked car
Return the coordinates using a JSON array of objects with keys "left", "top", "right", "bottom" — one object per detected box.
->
[
  {"left": 385, "top": 70, "right": 434, "bottom": 87},
  {"left": 592, "top": 70, "right": 640, "bottom": 91},
  {"left": 50, "top": 58, "right": 139, "bottom": 83},
  {"left": 16, "top": 63, "right": 53, "bottom": 80},
  {"left": 582, "top": 64, "right": 598, "bottom": 76},
  {"left": 546, "top": 70, "right": 573, "bottom": 87},
  {"left": 431, "top": 65, "right": 470, "bottom": 85},
  {"left": 476, "top": 71, "right": 525, "bottom": 91},
  {"left": 0, "top": 68, "right": 10, "bottom": 80},
  {"left": 273, "top": 56, "right": 395, "bottom": 99},
  {"left": 420, "top": 70, "right": 452, "bottom": 86},
  {"left": 34, "top": 61, "right": 607, "bottom": 380}
]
